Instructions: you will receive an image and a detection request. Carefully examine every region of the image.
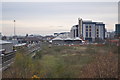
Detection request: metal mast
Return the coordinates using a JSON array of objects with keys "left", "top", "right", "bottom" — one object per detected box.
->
[{"left": 14, "top": 20, "right": 16, "bottom": 36}]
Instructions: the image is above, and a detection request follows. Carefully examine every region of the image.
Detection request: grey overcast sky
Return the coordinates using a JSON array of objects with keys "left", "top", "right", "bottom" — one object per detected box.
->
[
  {"left": 1, "top": 0, "right": 120, "bottom": 2},
  {"left": 1, "top": 2, "right": 118, "bottom": 36}
]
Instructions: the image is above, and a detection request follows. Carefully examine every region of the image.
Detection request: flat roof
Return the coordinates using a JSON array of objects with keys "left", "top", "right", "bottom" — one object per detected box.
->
[{"left": 0, "top": 40, "right": 12, "bottom": 45}]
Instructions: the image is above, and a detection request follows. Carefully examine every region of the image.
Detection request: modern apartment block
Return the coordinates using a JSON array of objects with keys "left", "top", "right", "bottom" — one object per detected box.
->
[{"left": 71, "top": 18, "right": 105, "bottom": 42}]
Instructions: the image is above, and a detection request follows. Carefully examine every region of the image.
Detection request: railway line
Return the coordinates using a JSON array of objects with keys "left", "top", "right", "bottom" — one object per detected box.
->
[
  {"left": 0, "top": 52, "right": 15, "bottom": 71},
  {"left": 1, "top": 42, "right": 42, "bottom": 71}
]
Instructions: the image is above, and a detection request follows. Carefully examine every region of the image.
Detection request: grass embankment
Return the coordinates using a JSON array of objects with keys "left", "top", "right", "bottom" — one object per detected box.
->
[{"left": 2, "top": 44, "right": 118, "bottom": 78}]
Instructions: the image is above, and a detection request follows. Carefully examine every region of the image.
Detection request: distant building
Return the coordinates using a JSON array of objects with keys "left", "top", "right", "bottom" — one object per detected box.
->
[
  {"left": 52, "top": 32, "right": 82, "bottom": 45},
  {"left": 70, "top": 18, "right": 105, "bottom": 42},
  {"left": 16, "top": 35, "right": 42, "bottom": 44},
  {"left": 52, "top": 37, "right": 82, "bottom": 45},
  {"left": 105, "top": 32, "right": 115, "bottom": 39},
  {"left": 115, "top": 24, "right": 120, "bottom": 38},
  {"left": 43, "top": 35, "right": 54, "bottom": 41},
  {"left": 54, "top": 33, "right": 60, "bottom": 37},
  {"left": 59, "top": 32, "right": 70, "bottom": 38},
  {"left": 54, "top": 32, "right": 70, "bottom": 38},
  {"left": 0, "top": 40, "right": 13, "bottom": 54}
]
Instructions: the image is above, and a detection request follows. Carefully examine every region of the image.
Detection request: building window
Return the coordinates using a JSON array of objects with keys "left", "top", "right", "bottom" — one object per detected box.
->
[
  {"left": 97, "top": 29, "right": 99, "bottom": 31},
  {"left": 89, "top": 29, "right": 91, "bottom": 31},
  {"left": 89, "top": 32, "right": 91, "bottom": 37},
  {"left": 86, "top": 29, "right": 88, "bottom": 31},
  {"left": 97, "top": 32, "right": 99, "bottom": 34},
  {"left": 86, "top": 26, "right": 88, "bottom": 28},
  {"left": 97, "top": 35, "right": 99, "bottom": 37},
  {"left": 89, "top": 26, "right": 91, "bottom": 28},
  {"left": 86, "top": 32, "right": 88, "bottom": 37}
]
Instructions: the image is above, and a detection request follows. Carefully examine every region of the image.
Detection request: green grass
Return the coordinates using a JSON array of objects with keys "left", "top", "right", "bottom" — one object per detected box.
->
[{"left": 31, "top": 44, "right": 97, "bottom": 78}]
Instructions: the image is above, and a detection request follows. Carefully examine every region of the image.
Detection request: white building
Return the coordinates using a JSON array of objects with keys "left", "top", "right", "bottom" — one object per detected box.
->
[
  {"left": 82, "top": 21, "right": 105, "bottom": 42},
  {"left": 70, "top": 18, "right": 105, "bottom": 42}
]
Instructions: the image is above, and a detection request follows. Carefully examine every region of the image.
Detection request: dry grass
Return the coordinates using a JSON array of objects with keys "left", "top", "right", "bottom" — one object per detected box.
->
[{"left": 80, "top": 52, "right": 118, "bottom": 78}]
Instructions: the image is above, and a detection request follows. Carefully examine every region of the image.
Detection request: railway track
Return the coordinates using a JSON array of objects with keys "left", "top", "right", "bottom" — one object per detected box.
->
[
  {"left": 1, "top": 42, "right": 42, "bottom": 71},
  {"left": 2, "top": 52, "right": 15, "bottom": 63},
  {"left": 0, "top": 52, "right": 15, "bottom": 71}
]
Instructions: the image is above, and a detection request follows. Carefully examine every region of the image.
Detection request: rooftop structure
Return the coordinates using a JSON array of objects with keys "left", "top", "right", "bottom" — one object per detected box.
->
[
  {"left": 0, "top": 40, "right": 13, "bottom": 54},
  {"left": 0, "top": 40, "right": 12, "bottom": 45}
]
